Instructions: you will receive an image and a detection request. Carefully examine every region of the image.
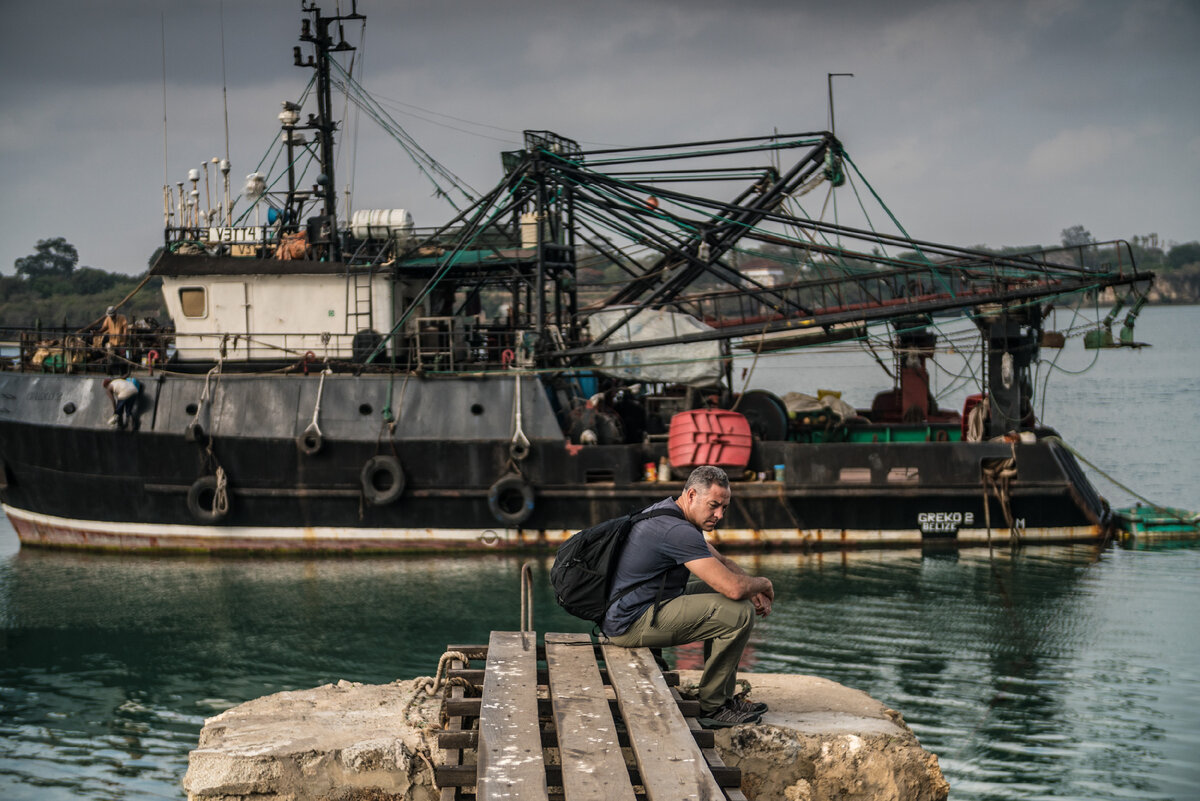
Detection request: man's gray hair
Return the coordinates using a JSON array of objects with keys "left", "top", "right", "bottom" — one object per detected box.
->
[{"left": 683, "top": 465, "right": 730, "bottom": 494}]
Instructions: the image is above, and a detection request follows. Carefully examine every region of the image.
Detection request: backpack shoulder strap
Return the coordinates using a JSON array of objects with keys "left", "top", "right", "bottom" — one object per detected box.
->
[
  {"left": 621, "top": 505, "right": 698, "bottom": 628},
  {"left": 601, "top": 507, "right": 687, "bottom": 622},
  {"left": 630, "top": 506, "right": 686, "bottom": 525}
]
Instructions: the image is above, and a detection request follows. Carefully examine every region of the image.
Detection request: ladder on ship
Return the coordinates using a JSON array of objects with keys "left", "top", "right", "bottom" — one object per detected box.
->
[
  {"left": 438, "top": 631, "right": 747, "bottom": 800},
  {"left": 346, "top": 265, "right": 375, "bottom": 337}
]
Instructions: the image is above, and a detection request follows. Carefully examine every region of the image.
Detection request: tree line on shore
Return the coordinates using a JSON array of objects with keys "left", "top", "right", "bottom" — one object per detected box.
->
[
  {"left": 3, "top": 228, "right": 1199, "bottom": 331},
  {"left": 0, "top": 238, "right": 166, "bottom": 331}
]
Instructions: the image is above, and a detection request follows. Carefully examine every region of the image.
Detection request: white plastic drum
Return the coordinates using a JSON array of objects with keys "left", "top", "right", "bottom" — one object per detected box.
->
[{"left": 350, "top": 209, "right": 414, "bottom": 241}]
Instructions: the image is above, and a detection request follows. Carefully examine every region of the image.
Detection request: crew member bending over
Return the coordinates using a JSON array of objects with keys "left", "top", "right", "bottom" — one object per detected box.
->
[
  {"left": 103, "top": 376, "right": 142, "bottom": 431},
  {"left": 603, "top": 465, "right": 774, "bottom": 728}
]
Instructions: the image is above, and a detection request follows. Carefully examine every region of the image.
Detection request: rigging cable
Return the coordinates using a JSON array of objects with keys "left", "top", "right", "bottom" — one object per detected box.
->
[{"left": 330, "top": 59, "right": 477, "bottom": 207}]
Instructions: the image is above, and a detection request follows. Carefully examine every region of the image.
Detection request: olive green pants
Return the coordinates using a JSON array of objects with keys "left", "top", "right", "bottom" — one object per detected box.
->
[{"left": 606, "top": 579, "right": 755, "bottom": 715}]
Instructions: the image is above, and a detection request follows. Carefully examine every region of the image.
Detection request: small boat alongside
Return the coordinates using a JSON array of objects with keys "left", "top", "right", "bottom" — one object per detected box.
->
[{"left": 1113, "top": 505, "right": 1200, "bottom": 545}]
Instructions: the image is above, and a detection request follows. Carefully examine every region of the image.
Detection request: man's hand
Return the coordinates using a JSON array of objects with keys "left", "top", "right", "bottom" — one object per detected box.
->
[
  {"left": 750, "top": 591, "right": 772, "bottom": 617},
  {"left": 686, "top": 557, "right": 774, "bottom": 606}
]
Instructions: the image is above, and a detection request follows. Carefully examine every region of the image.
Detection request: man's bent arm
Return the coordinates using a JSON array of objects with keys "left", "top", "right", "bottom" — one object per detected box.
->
[
  {"left": 685, "top": 556, "right": 773, "bottom": 602},
  {"left": 707, "top": 542, "right": 750, "bottom": 576}
]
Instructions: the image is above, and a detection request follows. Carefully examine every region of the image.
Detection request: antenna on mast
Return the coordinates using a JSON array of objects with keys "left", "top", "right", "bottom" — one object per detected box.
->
[
  {"left": 826, "top": 72, "right": 853, "bottom": 139},
  {"left": 826, "top": 72, "right": 853, "bottom": 246},
  {"left": 219, "top": 0, "right": 232, "bottom": 224},
  {"left": 161, "top": 12, "right": 171, "bottom": 230}
]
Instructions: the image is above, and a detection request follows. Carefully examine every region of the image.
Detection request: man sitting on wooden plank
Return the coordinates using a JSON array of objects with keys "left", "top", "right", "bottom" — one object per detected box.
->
[{"left": 602, "top": 465, "right": 774, "bottom": 728}]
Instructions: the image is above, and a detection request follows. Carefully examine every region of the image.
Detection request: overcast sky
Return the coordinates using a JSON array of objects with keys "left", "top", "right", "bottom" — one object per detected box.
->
[{"left": 1, "top": 0, "right": 1197, "bottom": 275}]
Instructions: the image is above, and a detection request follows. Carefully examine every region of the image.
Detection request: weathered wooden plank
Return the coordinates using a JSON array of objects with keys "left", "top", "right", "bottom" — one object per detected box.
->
[
  {"left": 602, "top": 644, "right": 726, "bottom": 801},
  {"left": 435, "top": 764, "right": 742, "bottom": 789},
  {"left": 679, "top": 696, "right": 746, "bottom": 801},
  {"left": 477, "top": 631, "right": 548, "bottom": 801},
  {"left": 544, "top": 632, "right": 636, "bottom": 801},
  {"left": 445, "top": 696, "right": 700, "bottom": 719},
  {"left": 448, "top": 667, "right": 680, "bottom": 687},
  {"left": 437, "top": 727, "right": 715, "bottom": 751},
  {"left": 447, "top": 644, "right": 674, "bottom": 674}
]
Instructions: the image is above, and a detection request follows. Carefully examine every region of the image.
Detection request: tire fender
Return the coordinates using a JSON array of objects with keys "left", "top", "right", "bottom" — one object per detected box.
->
[
  {"left": 297, "top": 430, "right": 323, "bottom": 456},
  {"left": 487, "top": 474, "right": 534, "bottom": 527},
  {"left": 361, "top": 455, "right": 405, "bottom": 506},
  {"left": 187, "top": 475, "right": 229, "bottom": 523}
]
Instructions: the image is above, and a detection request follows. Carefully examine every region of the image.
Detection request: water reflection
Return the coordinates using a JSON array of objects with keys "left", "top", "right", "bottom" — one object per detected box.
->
[{"left": 2, "top": 534, "right": 1198, "bottom": 801}]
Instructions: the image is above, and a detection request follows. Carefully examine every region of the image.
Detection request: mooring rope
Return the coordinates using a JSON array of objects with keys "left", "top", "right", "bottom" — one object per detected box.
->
[
  {"left": 191, "top": 350, "right": 231, "bottom": 515},
  {"left": 1044, "top": 436, "right": 1198, "bottom": 525},
  {"left": 402, "top": 649, "right": 473, "bottom": 793},
  {"left": 981, "top": 440, "right": 1019, "bottom": 548},
  {"left": 403, "top": 650, "right": 472, "bottom": 729},
  {"left": 510, "top": 374, "right": 531, "bottom": 461},
  {"left": 189, "top": 353, "right": 224, "bottom": 434},
  {"left": 303, "top": 362, "right": 332, "bottom": 443},
  {"left": 212, "top": 465, "right": 229, "bottom": 517}
]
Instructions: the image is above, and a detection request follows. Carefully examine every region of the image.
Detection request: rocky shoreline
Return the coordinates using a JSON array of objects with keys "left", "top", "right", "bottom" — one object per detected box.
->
[{"left": 183, "top": 671, "right": 948, "bottom": 801}]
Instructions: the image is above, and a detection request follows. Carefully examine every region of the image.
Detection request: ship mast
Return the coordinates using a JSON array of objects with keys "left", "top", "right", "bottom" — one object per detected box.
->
[{"left": 295, "top": 1, "right": 363, "bottom": 262}]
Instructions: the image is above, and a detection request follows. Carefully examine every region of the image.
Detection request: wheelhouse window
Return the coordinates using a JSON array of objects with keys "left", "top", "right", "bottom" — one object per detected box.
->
[{"left": 179, "top": 287, "right": 207, "bottom": 318}]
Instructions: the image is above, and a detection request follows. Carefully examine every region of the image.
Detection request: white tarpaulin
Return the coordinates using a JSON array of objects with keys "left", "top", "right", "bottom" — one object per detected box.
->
[{"left": 585, "top": 308, "right": 725, "bottom": 385}]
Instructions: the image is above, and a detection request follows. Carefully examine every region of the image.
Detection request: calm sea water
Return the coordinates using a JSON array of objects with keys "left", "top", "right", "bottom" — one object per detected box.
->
[{"left": 1, "top": 305, "right": 1197, "bottom": 800}]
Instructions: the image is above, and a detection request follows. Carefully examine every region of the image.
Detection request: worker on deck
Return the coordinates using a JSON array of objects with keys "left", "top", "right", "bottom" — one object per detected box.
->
[
  {"left": 95, "top": 306, "right": 129, "bottom": 350},
  {"left": 602, "top": 465, "right": 774, "bottom": 728}
]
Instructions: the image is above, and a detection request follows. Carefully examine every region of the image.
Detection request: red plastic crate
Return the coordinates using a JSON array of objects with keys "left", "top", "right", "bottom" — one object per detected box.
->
[{"left": 668, "top": 409, "right": 753, "bottom": 469}]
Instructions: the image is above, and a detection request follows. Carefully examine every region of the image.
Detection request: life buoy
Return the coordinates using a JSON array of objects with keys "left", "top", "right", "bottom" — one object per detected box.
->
[
  {"left": 488, "top": 474, "right": 534, "bottom": 526},
  {"left": 187, "top": 475, "right": 230, "bottom": 523},
  {"left": 361, "top": 455, "right": 405, "bottom": 506},
  {"left": 935, "top": 429, "right": 950, "bottom": 442}
]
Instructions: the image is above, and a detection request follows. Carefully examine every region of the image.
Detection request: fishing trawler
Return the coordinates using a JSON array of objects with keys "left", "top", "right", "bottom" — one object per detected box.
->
[{"left": 0, "top": 2, "right": 1156, "bottom": 553}]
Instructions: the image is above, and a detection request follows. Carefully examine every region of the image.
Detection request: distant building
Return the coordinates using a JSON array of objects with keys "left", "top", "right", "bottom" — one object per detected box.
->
[{"left": 739, "top": 257, "right": 786, "bottom": 287}]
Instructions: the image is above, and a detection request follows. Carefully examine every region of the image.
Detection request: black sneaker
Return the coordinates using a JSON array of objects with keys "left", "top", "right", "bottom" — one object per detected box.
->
[
  {"left": 729, "top": 695, "right": 768, "bottom": 716},
  {"left": 698, "top": 701, "right": 762, "bottom": 728}
]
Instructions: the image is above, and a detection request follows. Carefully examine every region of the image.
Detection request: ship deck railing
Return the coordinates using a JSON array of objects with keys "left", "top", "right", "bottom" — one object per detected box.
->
[{"left": 0, "top": 323, "right": 544, "bottom": 374}]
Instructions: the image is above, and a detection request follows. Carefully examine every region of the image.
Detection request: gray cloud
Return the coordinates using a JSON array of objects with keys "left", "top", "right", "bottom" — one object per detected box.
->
[{"left": 2, "top": 0, "right": 1197, "bottom": 275}]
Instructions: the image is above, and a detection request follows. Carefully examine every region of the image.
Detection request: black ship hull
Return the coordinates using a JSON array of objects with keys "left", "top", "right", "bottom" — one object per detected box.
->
[{"left": 0, "top": 371, "right": 1108, "bottom": 553}]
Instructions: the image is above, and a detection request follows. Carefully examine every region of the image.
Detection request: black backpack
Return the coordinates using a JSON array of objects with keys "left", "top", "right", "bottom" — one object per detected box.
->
[{"left": 550, "top": 506, "right": 685, "bottom": 628}]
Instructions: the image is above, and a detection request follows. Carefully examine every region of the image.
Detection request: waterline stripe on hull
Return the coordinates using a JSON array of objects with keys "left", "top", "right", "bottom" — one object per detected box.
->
[{"left": 4, "top": 505, "right": 1103, "bottom": 552}]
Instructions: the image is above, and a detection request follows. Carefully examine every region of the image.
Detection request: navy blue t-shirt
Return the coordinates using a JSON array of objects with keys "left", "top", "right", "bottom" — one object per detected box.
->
[{"left": 602, "top": 497, "right": 712, "bottom": 636}]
